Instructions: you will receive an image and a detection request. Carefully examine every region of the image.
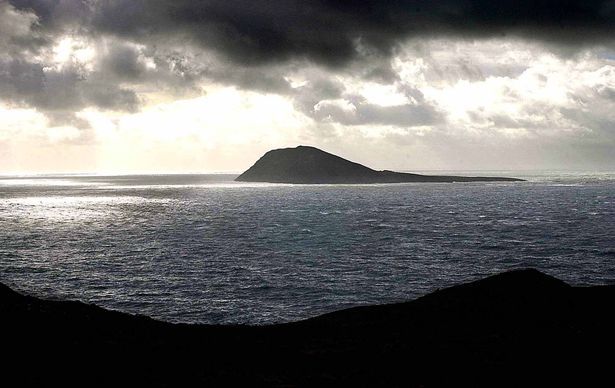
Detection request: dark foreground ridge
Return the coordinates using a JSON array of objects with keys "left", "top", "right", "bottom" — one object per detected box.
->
[
  {"left": 236, "top": 146, "right": 524, "bottom": 183},
  {"left": 3, "top": 269, "right": 614, "bottom": 387}
]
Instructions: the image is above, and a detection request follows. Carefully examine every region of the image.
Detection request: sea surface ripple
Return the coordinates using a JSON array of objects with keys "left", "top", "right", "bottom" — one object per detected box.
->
[{"left": 1, "top": 172, "right": 614, "bottom": 324}]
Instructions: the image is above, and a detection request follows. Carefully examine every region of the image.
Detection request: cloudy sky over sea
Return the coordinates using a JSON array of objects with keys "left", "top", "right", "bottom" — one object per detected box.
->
[{"left": 1, "top": 1, "right": 614, "bottom": 173}]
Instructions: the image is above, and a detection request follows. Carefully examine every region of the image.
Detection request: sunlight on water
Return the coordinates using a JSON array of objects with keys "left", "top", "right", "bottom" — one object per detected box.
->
[
  {"left": 106, "top": 182, "right": 286, "bottom": 190},
  {"left": 0, "top": 178, "right": 99, "bottom": 187},
  {"left": 2, "top": 196, "right": 170, "bottom": 221}
]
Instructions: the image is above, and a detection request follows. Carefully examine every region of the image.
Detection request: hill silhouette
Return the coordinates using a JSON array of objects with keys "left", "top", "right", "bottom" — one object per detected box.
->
[
  {"left": 3, "top": 269, "right": 614, "bottom": 387},
  {"left": 236, "top": 146, "right": 524, "bottom": 183}
]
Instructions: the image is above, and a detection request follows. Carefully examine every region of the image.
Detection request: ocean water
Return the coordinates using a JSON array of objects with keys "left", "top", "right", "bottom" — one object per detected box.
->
[{"left": 1, "top": 172, "right": 614, "bottom": 324}]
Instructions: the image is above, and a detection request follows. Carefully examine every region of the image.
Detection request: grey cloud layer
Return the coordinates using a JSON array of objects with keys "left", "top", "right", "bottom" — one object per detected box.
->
[
  {"left": 1, "top": 0, "right": 614, "bottom": 154},
  {"left": 0, "top": 58, "right": 140, "bottom": 110},
  {"left": 11, "top": 1, "right": 615, "bottom": 66},
  {"left": 4, "top": 1, "right": 615, "bottom": 100}
]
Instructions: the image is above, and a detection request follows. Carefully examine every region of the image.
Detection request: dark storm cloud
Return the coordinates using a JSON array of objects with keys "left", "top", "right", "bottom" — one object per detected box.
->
[
  {"left": 0, "top": 2, "right": 141, "bottom": 127},
  {"left": 100, "top": 43, "right": 147, "bottom": 80},
  {"left": 3, "top": 0, "right": 614, "bottom": 132},
  {"left": 201, "top": 63, "right": 293, "bottom": 94},
  {"left": 0, "top": 58, "right": 139, "bottom": 117},
  {"left": 292, "top": 76, "right": 346, "bottom": 115},
  {"left": 10, "top": 0, "right": 614, "bottom": 67}
]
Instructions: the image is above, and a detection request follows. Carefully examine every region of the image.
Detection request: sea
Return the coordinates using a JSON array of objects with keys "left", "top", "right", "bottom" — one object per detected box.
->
[{"left": 1, "top": 172, "right": 614, "bottom": 324}]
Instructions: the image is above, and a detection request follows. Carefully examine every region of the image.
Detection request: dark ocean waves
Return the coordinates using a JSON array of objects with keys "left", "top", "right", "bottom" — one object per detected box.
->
[{"left": 1, "top": 173, "right": 614, "bottom": 324}]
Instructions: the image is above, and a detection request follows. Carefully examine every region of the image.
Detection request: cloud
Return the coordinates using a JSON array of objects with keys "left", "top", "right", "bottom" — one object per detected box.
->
[
  {"left": 1, "top": 1, "right": 614, "bottom": 171},
  {"left": 4, "top": 1, "right": 613, "bottom": 116},
  {"left": 0, "top": 57, "right": 139, "bottom": 123},
  {"left": 312, "top": 96, "right": 442, "bottom": 127},
  {"left": 10, "top": 0, "right": 614, "bottom": 68},
  {"left": 99, "top": 43, "right": 148, "bottom": 80},
  {"left": 0, "top": 1, "right": 38, "bottom": 46}
]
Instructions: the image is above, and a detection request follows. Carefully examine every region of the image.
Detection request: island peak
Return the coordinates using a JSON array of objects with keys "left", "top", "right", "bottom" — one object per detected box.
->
[{"left": 236, "top": 146, "right": 524, "bottom": 184}]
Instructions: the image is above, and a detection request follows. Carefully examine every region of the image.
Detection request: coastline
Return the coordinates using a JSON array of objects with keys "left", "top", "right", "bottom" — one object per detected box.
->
[{"left": 3, "top": 268, "right": 614, "bottom": 387}]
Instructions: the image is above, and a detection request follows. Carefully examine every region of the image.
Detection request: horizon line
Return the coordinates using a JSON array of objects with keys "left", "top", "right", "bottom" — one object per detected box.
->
[{"left": 1, "top": 169, "right": 615, "bottom": 177}]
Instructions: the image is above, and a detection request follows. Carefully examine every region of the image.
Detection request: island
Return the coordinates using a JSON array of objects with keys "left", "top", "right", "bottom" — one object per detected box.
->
[
  {"left": 2, "top": 269, "right": 613, "bottom": 386},
  {"left": 235, "top": 146, "right": 524, "bottom": 183}
]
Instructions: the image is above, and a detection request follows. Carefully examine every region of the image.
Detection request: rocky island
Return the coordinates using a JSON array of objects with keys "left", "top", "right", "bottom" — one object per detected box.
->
[
  {"left": 236, "top": 146, "right": 524, "bottom": 183},
  {"left": 3, "top": 269, "right": 613, "bottom": 387}
]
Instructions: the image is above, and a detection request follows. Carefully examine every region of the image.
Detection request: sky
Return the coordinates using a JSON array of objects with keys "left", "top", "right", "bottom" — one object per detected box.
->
[{"left": 0, "top": 0, "right": 614, "bottom": 174}]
